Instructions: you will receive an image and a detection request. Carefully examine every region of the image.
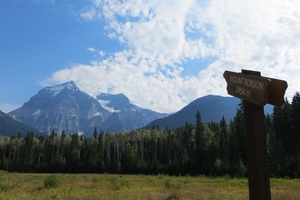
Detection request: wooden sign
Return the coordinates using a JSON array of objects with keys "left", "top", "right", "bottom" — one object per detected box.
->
[
  {"left": 223, "top": 69, "right": 288, "bottom": 200},
  {"left": 262, "top": 77, "right": 288, "bottom": 107},
  {"left": 223, "top": 70, "right": 287, "bottom": 106}
]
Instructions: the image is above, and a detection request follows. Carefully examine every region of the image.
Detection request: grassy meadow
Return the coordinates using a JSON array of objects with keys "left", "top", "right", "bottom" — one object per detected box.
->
[{"left": 0, "top": 171, "right": 299, "bottom": 200}]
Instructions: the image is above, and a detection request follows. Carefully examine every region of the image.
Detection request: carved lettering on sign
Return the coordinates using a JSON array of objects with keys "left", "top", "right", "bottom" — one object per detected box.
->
[{"left": 223, "top": 70, "right": 287, "bottom": 106}]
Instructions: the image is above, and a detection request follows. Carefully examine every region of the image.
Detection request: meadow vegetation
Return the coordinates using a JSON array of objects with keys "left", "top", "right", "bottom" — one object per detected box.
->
[{"left": 0, "top": 170, "right": 299, "bottom": 200}]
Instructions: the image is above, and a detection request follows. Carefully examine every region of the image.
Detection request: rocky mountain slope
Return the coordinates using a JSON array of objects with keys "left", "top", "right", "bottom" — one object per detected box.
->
[
  {"left": 8, "top": 81, "right": 168, "bottom": 135},
  {"left": 0, "top": 110, "right": 42, "bottom": 136},
  {"left": 144, "top": 95, "right": 273, "bottom": 130}
]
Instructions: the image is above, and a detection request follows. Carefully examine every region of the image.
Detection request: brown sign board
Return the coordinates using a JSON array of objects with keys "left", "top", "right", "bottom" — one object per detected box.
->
[
  {"left": 262, "top": 76, "right": 288, "bottom": 107},
  {"left": 223, "top": 70, "right": 288, "bottom": 106}
]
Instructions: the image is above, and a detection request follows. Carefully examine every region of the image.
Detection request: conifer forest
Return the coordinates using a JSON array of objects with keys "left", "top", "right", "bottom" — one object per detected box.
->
[{"left": 0, "top": 92, "right": 300, "bottom": 178}]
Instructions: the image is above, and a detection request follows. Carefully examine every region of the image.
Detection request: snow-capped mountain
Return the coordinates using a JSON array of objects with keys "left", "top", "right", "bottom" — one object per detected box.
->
[
  {"left": 8, "top": 81, "right": 168, "bottom": 135},
  {"left": 94, "top": 93, "right": 169, "bottom": 133}
]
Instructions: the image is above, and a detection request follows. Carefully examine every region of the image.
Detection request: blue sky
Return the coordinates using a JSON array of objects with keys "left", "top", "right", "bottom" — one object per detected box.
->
[{"left": 1, "top": 0, "right": 299, "bottom": 113}]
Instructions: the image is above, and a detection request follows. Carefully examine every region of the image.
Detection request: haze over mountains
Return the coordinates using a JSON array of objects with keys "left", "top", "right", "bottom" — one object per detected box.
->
[{"left": 2, "top": 81, "right": 274, "bottom": 137}]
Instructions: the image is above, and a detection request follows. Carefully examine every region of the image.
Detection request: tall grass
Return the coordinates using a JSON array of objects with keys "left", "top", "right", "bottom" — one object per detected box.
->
[{"left": 0, "top": 172, "right": 299, "bottom": 199}]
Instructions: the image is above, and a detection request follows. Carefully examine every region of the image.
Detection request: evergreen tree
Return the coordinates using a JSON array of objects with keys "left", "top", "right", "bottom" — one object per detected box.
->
[
  {"left": 195, "top": 110, "right": 205, "bottom": 174},
  {"left": 23, "top": 131, "right": 35, "bottom": 171},
  {"left": 68, "top": 133, "right": 81, "bottom": 172},
  {"left": 219, "top": 116, "right": 230, "bottom": 172},
  {"left": 291, "top": 92, "right": 300, "bottom": 155},
  {"left": 93, "top": 127, "right": 98, "bottom": 139},
  {"left": 98, "top": 130, "right": 105, "bottom": 171},
  {"left": 273, "top": 99, "right": 292, "bottom": 154},
  {"left": 231, "top": 103, "right": 247, "bottom": 172},
  {"left": 58, "top": 131, "right": 67, "bottom": 171}
]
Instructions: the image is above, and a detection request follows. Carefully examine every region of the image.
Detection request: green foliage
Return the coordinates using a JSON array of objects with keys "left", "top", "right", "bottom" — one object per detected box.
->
[
  {"left": 1, "top": 92, "right": 300, "bottom": 177},
  {"left": 109, "top": 176, "right": 131, "bottom": 190},
  {"left": 0, "top": 171, "right": 18, "bottom": 192},
  {"left": 183, "top": 175, "right": 191, "bottom": 185},
  {"left": 234, "top": 159, "right": 246, "bottom": 177},
  {"left": 0, "top": 183, "right": 12, "bottom": 191},
  {"left": 164, "top": 178, "right": 180, "bottom": 190},
  {"left": 1, "top": 173, "right": 300, "bottom": 199},
  {"left": 44, "top": 175, "right": 61, "bottom": 188},
  {"left": 0, "top": 170, "right": 13, "bottom": 191}
]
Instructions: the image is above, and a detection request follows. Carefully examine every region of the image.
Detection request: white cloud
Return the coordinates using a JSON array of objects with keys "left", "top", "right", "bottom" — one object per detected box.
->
[
  {"left": 191, "top": 0, "right": 300, "bottom": 99},
  {"left": 98, "top": 50, "right": 105, "bottom": 57},
  {"left": 45, "top": 0, "right": 300, "bottom": 112},
  {"left": 80, "top": 6, "right": 99, "bottom": 21},
  {"left": 42, "top": 50, "right": 189, "bottom": 112},
  {"left": 87, "top": 47, "right": 96, "bottom": 52}
]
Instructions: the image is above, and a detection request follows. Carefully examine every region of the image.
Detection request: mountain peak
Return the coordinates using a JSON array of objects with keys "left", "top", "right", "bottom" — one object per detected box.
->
[
  {"left": 44, "top": 81, "right": 79, "bottom": 97},
  {"left": 58, "top": 81, "right": 77, "bottom": 89},
  {"left": 7, "top": 83, "right": 168, "bottom": 135}
]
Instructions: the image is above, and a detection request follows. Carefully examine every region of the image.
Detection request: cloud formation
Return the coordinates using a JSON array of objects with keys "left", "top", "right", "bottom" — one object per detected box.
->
[{"left": 44, "top": 0, "right": 300, "bottom": 112}]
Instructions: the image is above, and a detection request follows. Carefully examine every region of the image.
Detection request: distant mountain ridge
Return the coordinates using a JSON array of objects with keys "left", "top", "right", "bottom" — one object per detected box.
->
[
  {"left": 8, "top": 81, "right": 168, "bottom": 136},
  {"left": 0, "top": 110, "right": 42, "bottom": 136},
  {"left": 144, "top": 95, "right": 239, "bottom": 130},
  {"left": 6, "top": 81, "right": 275, "bottom": 136},
  {"left": 144, "top": 95, "right": 274, "bottom": 130}
]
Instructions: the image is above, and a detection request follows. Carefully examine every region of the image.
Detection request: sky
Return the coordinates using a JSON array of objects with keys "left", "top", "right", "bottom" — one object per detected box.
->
[{"left": 1, "top": 0, "right": 300, "bottom": 113}]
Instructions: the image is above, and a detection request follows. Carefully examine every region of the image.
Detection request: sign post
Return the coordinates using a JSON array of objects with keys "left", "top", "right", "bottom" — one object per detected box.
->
[{"left": 223, "top": 69, "right": 288, "bottom": 200}]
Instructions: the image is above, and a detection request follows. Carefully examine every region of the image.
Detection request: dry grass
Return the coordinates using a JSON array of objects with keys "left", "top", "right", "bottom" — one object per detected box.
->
[{"left": 0, "top": 171, "right": 299, "bottom": 200}]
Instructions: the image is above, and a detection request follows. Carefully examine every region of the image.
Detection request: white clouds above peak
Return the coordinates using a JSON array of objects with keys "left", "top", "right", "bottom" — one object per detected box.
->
[{"left": 43, "top": 0, "right": 300, "bottom": 112}]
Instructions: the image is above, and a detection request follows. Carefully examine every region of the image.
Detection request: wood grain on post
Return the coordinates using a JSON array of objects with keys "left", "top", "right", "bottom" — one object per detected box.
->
[{"left": 242, "top": 69, "right": 271, "bottom": 200}]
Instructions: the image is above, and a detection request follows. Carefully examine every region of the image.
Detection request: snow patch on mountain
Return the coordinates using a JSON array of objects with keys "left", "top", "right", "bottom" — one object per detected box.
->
[
  {"left": 94, "top": 112, "right": 101, "bottom": 116},
  {"left": 77, "top": 131, "right": 84, "bottom": 136},
  {"left": 49, "top": 85, "right": 65, "bottom": 97},
  {"left": 72, "top": 96, "right": 79, "bottom": 111},
  {"left": 98, "top": 100, "right": 121, "bottom": 113},
  {"left": 32, "top": 109, "right": 41, "bottom": 116},
  {"left": 44, "top": 81, "right": 79, "bottom": 97}
]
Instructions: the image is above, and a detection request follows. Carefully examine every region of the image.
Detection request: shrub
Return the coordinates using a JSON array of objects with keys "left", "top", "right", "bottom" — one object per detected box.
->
[
  {"left": 44, "top": 175, "right": 61, "bottom": 188},
  {"left": 109, "top": 176, "right": 131, "bottom": 190},
  {"left": 164, "top": 178, "right": 180, "bottom": 190}
]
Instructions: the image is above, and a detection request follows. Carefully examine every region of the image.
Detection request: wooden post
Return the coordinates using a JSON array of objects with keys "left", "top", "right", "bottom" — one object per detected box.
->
[
  {"left": 242, "top": 69, "right": 271, "bottom": 200},
  {"left": 224, "top": 69, "right": 287, "bottom": 199}
]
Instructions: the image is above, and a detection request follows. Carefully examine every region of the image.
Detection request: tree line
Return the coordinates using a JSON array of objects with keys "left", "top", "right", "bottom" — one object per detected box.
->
[{"left": 0, "top": 92, "right": 299, "bottom": 177}]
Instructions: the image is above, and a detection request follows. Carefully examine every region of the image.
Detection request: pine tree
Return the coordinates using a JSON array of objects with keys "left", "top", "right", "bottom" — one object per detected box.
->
[
  {"left": 273, "top": 99, "right": 292, "bottom": 154},
  {"left": 23, "top": 131, "right": 35, "bottom": 171},
  {"left": 195, "top": 110, "right": 205, "bottom": 174},
  {"left": 232, "top": 103, "right": 247, "bottom": 168},
  {"left": 68, "top": 133, "right": 81, "bottom": 172},
  {"left": 291, "top": 92, "right": 300, "bottom": 155},
  {"left": 93, "top": 127, "right": 98, "bottom": 139},
  {"left": 219, "top": 116, "right": 229, "bottom": 171}
]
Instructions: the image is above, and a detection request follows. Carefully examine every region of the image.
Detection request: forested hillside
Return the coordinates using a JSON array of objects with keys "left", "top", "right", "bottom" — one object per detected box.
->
[{"left": 0, "top": 92, "right": 299, "bottom": 178}]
